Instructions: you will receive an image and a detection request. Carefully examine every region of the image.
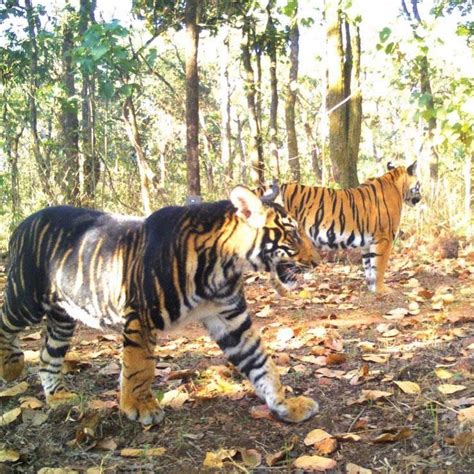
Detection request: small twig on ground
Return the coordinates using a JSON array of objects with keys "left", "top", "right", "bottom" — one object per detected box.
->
[{"left": 348, "top": 406, "right": 367, "bottom": 433}]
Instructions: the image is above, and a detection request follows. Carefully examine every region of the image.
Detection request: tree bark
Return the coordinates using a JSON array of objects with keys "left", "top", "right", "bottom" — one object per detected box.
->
[
  {"left": 241, "top": 26, "right": 264, "bottom": 186},
  {"left": 325, "top": 0, "right": 360, "bottom": 188},
  {"left": 266, "top": 0, "right": 280, "bottom": 178},
  {"left": 285, "top": 3, "right": 300, "bottom": 181},
  {"left": 79, "top": 0, "right": 98, "bottom": 207},
  {"left": 304, "top": 122, "right": 322, "bottom": 182},
  {"left": 122, "top": 96, "right": 155, "bottom": 216},
  {"left": 25, "top": 0, "right": 53, "bottom": 200},
  {"left": 346, "top": 21, "right": 361, "bottom": 187},
  {"left": 219, "top": 30, "right": 233, "bottom": 181},
  {"left": 59, "top": 18, "right": 80, "bottom": 204},
  {"left": 184, "top": 0, "right": 201, "bottom": 196}
]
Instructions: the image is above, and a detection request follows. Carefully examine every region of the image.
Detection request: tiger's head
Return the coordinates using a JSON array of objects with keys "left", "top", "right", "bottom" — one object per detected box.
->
[
  {"left": 230, "top": 185, "right": 313, "bottom": 290},
  {"left": 387, "top": 161, "right": 421, "bottom": 206}
]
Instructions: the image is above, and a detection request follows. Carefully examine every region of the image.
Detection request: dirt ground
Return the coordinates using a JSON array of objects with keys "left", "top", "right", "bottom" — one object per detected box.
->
[{"left": 0, "top": 244, "right": 473, "bottom": 473}]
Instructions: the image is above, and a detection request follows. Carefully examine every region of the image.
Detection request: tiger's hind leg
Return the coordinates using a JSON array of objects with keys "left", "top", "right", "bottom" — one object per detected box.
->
[
  {"left": 204, "top": 308, "right": 319, "bottom": 423},
  {"left": 0, "top": 309, "right": 26, "bottom": 382},
  {"left": 362, "top": 238, "right": 393, "bottom": 293},
  {"left": 39, "top": 308, "right": 78, "bottom": 406},
  {"left": 120, "top": 313, "right": 163, "bottom": 425}
]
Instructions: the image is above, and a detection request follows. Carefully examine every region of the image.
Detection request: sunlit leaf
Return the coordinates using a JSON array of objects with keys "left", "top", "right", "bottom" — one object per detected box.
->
[
  {"left": 346, "top": 463, "right": 372, "bottom": 474},
  {"left": 393, "top": 381, "right": 421, "bottom": 394},
  {"left": 435, "top": 367, "right": 454, "bottom": 380},
  {"left": 120, "top": 447, "right": 166, "bottom": 457},
  {"left": 203, "top": 448, "right": 236, "bottom": 468},
  {"left": 0, "top": 407, "right": 21, "bottom": 426},
  {"left": 304, "top": 428, "right": 332, "bottom": 446},
  {"left": 0, "top": 381, "right": 28, "bottom": 398},
  {"left": 372, "top": 427, "right": 412, "bottom": 443},
  {"left": 293, "top": 455, "right": 337, "bottom": 471},
  {"left": 438, "top": 384, "right": 466, "bottom": 395},
  {"left": 0, "top": 448, "right": 20, "bottom": 463}
]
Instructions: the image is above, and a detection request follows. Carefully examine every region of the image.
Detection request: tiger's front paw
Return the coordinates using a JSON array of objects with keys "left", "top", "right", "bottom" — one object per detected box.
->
[
  {"left": 0, "top": 351, "right": 24, "bottom": 382},
  {"left": 120, "top": 396, "right": 164, "bottom": 426},
  {"left": 272, "top": 396, "right": 319, "bottom": 423}
]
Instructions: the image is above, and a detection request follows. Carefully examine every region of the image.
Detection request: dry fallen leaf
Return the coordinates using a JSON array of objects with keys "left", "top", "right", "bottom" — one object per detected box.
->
[
  {"left": 372, "top": 427, "right": 412, "bottom": 443},
  {"left": 0, "top": 382, "right": 28, "bottom": 398},
  {"left": 348, "top": 389, "right": 394, "bottom": 405},
  {"left": 238, "top": 448, "right": 262, "bottom": 468},
  {"left": 120, "top": 447, "right": 166, "bottom": 458},
  {"left": 94, "top": 438, "right": 118, "bottom": 451},
  {"left": 326, "top": 353, "right": 347, "bottom": 365},
  {"left": 393, "top": 380, "right": 421, "bottom": 395},
  {"left": 265, "top": 438, "right": 297, "bottom": 466},
  {"left": 383, "top": 307, "right": 408, "bottom": 320},
  {"left": 0, "top": 407, "right": 21, "bottom": 426},
  {"left": 293, "top": 455, "right": 337, "bottom": 471},
  {"left": 37, "top": 469, "right": 79, "bottom": 474},
  {"left": 334, "top": 433, "right": 361, "bottom": 442},
  {"left": 458, "top": 406, "right": 474, "bottom": 425},
  {"left": 0, "top": 448, "right": 20, "bottom": 463},
  {"left": 315, "top": 437, "right": 337, "bottom": 455},
  {"left": 362, "top": 354, "right": 390, "bottom": 364},
  {"left": 203, "top": 448, "right": 236, "bottom": 468},
  {"left": 438, "top": 384, "right": 467, "bottom": 395},
  {"left": 346, "top": 462, "right": 372, "bottom": 474},
  {"left": 435, "top": 367, "right": 454, "bottom": 380},
  {"left": 160, "top": 389, "right": 189, "bottom": 409},
  {"left": 304, "top": 429, "right": 332, "bottom": 446},
  {"left": 19, "top": 396, "right": 43, "bottom": 409},
  {"left": 315, "top": 368, "right": 345, "bottom": 379}
]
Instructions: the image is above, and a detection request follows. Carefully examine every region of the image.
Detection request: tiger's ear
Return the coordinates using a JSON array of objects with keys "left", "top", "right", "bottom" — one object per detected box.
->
[
  {"left": 407, "top": 161, "right": 417, "bottom": 176},
  {"left": 387, "top": 161, "right": 396, "bottom": 171},
  {"left": 230, "top": 186, "right": 267, "bottom": 228}
]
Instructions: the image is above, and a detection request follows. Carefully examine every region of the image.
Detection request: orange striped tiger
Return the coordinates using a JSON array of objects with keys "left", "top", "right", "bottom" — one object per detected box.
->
[
  {"left": 0, "top": 186, "right": 318, "bottom": 425},
  {"left": 260, "top": 162, "right": 421, "bottom": 293}
]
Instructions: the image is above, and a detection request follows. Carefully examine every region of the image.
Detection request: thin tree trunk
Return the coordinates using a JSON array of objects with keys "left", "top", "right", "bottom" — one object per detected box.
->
[
  {"left": 266, "top": 0, "right": 280, "bottom": 178},
  {"left": 79, "top": 0, "right": 98, "bottom": 207},
  {"left": 285, "top": 4, "right": 300, "bottom": 181},
  {"left": 184, "top": 0, "right": 201, "bottom": 196},
  {"left": 8, "top": 129, "right": 24, "bottom": 224},
  {"left": 122, "top": 96, "right": 155, "bottom": 215},
  {"left": 236, "top": 115, "right": 248, "bottom": 184},
  {"left": 241, "top": 26, "right": 264, "bottom": 186},
  {"left": 219, "top": 30, "right": 233, "bottom": 181},
  {"left": 304, "top": 123, "right": 322, "bottom": 182},
  {"left": 346, "top": 20, "right": 361, "bottom": 187},
  {"left": 25, "top": 0, "right": 53, "bottom": 200},
  {"left": 59, "top": 18, "right": 80, "bottom": 204}
]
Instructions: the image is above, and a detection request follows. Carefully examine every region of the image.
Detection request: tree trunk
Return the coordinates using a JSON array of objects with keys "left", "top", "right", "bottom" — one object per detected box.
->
[
  {"left": 304, "top": 123, "right": 322, "bottom": 182},
  {"left": 241, "top": 26, "right": 264, "bottom": 186},
  {"left": 7, "top": 129, "right": 24, "bottom": 224},
  {"left": 25, "top": 0, "right": 53, "bottom": 200},
  {"left": 285, "top": 4, "right": 300, "bottom": 181},
  {"left": 59, "top": 18, "right": 80, "bottom": 205},
  {"left": 122, "top": 96, "right": 155, "bottom": 216},
  {"left": 184, "top": 0, "right": 201, "bottom": 196},
  {"left": 79, "top": 0, "right": 98, "bottom": 207},
  {"left": 345, "top": 21, "right": 361, "bottom": 187},
  {"left": 325, "top": 0, "right": 360, "bottom": 188},
  {"left": 219, "top": 30, "right": 233, "bottom": 181},
  {"left": 266, "top": 0, "right": 280, "bottom": 179},
  {"left": 236, "top": 115, "right": 248, "bottom": 184}
]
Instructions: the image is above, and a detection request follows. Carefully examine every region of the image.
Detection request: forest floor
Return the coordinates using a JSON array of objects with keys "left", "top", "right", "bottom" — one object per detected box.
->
[{"left": 0, "top": 240, "right": 473, "bottom": 473}]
